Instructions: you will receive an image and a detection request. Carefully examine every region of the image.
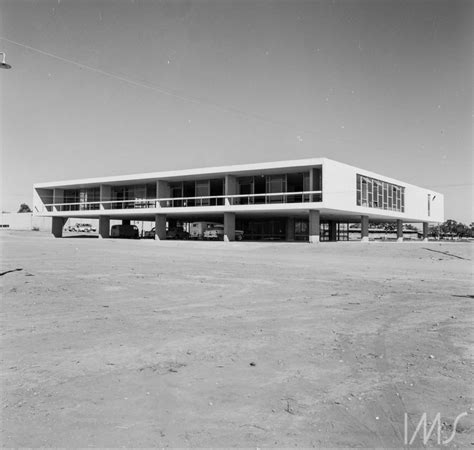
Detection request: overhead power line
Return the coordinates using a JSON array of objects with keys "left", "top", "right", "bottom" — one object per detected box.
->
[{"left": 0, "top": 36, "right": 320, "bottom": 137}]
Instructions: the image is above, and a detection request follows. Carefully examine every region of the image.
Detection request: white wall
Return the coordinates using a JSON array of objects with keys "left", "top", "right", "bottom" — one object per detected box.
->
[
  {"left": 404, "top": 184, "right": 444, "bottom": 223},
  {"left": 0, "top": 213, "right": 155, "bottom": 234},
  {"left": 0, "top": 213, "right": 52, "bottom": 231},
  {"left": 33, "top": 187, "right": 53, "bottom": 215},
  {"left": 322, "top": 159, "right": 444, "bottom": 222},
  {"left": 322, "top": 159, "right": 357, "bottom": 212}
]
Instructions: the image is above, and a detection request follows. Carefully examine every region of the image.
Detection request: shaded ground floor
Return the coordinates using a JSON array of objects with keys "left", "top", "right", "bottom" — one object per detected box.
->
[{"left": 50, "top": 211, "right": 430, "bottom": 243}]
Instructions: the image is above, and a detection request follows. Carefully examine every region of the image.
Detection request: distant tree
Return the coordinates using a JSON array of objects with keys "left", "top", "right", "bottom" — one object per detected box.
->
[
  {"left": 376, "top": 222, "right": 418, "bottom": 232},
  {"left": 433, "top": 219, "right": 471, "bottom": 239},
  {"left": 429, "top": 224, "right": 440, "bottom": 238},
  {"left": 440, "top": 219, "right": 458, "bottom": 237},
  {"left": 456, "top": 223, "right": 470, "bottom": 238},
  {"left": 383, "top": 223, "right": 396, "bottom": 231},
  {"left": 17, "top": 203, "right": 32, "bottom": 213}
]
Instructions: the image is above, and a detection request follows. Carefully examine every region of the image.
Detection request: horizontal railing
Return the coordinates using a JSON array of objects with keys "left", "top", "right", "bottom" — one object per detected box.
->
[{"left": 42, "top": 190, "right": 323, "bottom": 212}]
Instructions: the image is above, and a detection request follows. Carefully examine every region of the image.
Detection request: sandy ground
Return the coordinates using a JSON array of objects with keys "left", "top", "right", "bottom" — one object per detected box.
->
[{"left": 0, "top": 231, "right": 473, "bottom": 447}]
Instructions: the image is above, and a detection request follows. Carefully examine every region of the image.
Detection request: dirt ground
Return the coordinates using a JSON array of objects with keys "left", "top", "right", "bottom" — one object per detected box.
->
[{"left": 1, "top": 231, "right": 473, "bottom": 447}]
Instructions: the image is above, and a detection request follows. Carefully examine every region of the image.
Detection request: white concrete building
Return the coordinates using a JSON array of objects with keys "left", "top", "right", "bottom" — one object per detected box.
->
[
  {"left": 0, "top": 212, "right": 52, "bottom": 231},
  {"left": 33, "top": 158, "right": 444, "bottom": 242}
]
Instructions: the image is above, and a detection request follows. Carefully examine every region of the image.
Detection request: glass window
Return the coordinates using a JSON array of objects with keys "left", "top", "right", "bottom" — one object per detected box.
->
[
  {"left": 361, "top": 178, "right": 368, "bottom": 206},
  {"left": 195, "top": 180, "right": 210, "bottom": 206},
  {"left": 266, "top": 175, "right": 286, "bottom": 203},
  {"left": 368, "top": 179, "right": 373, "bottom": 206},
  {"left": 64, "top": 189, "right": 80, "bottom": 211},
  {"left": 195, "top": 180, "right": 209, "bottom": 196},
  {"left": 356, "top": 174, "right": 405, "bottom": 212},
  {"left": 237, "top": 177, "right": 254, "bottom": 205},
  {"left": 169, "top": 182, "right": 183, "bottom": 207}
]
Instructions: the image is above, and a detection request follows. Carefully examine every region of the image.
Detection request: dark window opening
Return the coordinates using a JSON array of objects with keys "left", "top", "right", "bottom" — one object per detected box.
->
[
  {"left": 183, "top": 181, "right": 195, "bottom": 206},
  {"left": 237, "top": 177, "right": 254, "bottom": 205},
  {"left": 287, "top": 173, "right": 305, "bottom": 203},
  {"left": 254, "top": 176, "right": 266, "bottom": 204},
  {"left": 210, "top": 178, "right": 224, "bottom": 205}
]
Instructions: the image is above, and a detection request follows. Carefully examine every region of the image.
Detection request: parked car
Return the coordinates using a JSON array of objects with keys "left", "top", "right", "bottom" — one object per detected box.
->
[
  {"left": 143, "top": 227, "right": 190, "bottom": 240},
  {"left": 189, "top": 221, "right": 221, "bottom": 239},
  {"left": 143, "top": 227, "right": 155, "bottom": 239},
  {"left": 203, "top": 224, "right": 244, "bottom": 241},
  {"left": 75, "top": 223, "right": 95, "bottom": 232},
  {"left": 110, "top": 224, "right": 139, "bottom": 239},
  {"left": 166, "top": 227, "right": 190, "bottom": 240}
]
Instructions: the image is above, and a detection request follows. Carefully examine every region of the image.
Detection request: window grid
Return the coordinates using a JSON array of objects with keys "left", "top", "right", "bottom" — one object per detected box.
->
[{"left": 356, "top": 174, "right": 405, "bottom": 213}]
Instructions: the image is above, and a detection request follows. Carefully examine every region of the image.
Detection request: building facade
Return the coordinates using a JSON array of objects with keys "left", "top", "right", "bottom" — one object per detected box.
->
[{"left": 33, "top": 158, "right": 444, "bottom": 242}]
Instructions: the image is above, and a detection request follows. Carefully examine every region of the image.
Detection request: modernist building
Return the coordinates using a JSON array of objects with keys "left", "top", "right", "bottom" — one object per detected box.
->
[{"left": 33, "top": 158, "right": 444, "bottom": 242}]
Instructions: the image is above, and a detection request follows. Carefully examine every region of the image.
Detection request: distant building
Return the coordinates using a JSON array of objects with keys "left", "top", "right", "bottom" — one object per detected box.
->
[
  {"left": 0, "top": 212, "right": 52, "bottom": 231},
  {"left": 33, "top": 158, "right": 443, "bottom": 242}
]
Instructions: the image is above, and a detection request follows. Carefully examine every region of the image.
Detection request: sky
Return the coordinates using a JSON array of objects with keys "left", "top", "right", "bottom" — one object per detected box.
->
[{"left": 0, "top": 0, "right": 472, "bottom": 223}]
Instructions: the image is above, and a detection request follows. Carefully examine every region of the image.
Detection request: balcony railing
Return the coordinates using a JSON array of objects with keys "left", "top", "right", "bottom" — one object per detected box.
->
[{"left": 42, "top": 190, "right": 323, "bottom": 212}]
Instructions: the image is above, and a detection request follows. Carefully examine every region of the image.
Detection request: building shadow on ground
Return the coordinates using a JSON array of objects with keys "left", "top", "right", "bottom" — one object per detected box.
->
[{"left": 63, "top": 234, "right": 99, "bottom": 239}]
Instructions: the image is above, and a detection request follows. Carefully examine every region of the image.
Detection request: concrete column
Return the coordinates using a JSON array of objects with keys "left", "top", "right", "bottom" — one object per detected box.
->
[
  {"left": 224, "top": 212, "right": 236, "bottom": 242},
  {"left": 309, "top": 210, "right": 320, "bottom": 243},
  {"left": 286, "top": 217, "right": 295, "bottom": 241},
  {"left": 396, "top": 219, "right": 404, "bottom": 242},
  {"left": 361, "top": 215, "right": 369, "bottom": 242},
  {"left": 329, "top": 221, "right": 337, "bottom": 242},
  {"left": 155, "top": 214, "right": 167, "bottom": 240},
  {"left": 309, "top": 169, "right": 314, "bottom": 202},
  {"left": 52, "top": 216, "right": 66, "bottom": 238},
  {"left": 100, "top": 184, "right": 112, "bottom": 210},
  {"left": 53, "top": 188, "right": 64, "bottom": 212},
  {"left": 422, "top": 222, "right": 429, "bottom": 242},
  {"left": 225, "top": 175, "right": 237, "bottom": 206},
  {"left": 156, "top": 180, "right": 170, "bottom": 207},
  {"left": 98, "top": 216, "right": 110, "bottom": 239}
]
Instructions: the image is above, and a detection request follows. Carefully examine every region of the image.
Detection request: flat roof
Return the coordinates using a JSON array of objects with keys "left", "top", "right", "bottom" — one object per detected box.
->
[
  {"left": 33, "top": 157, "right": 439, "bottom": 195},
  {"left": 34, "top": 157, "right": 327, "bottom": 189}
]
